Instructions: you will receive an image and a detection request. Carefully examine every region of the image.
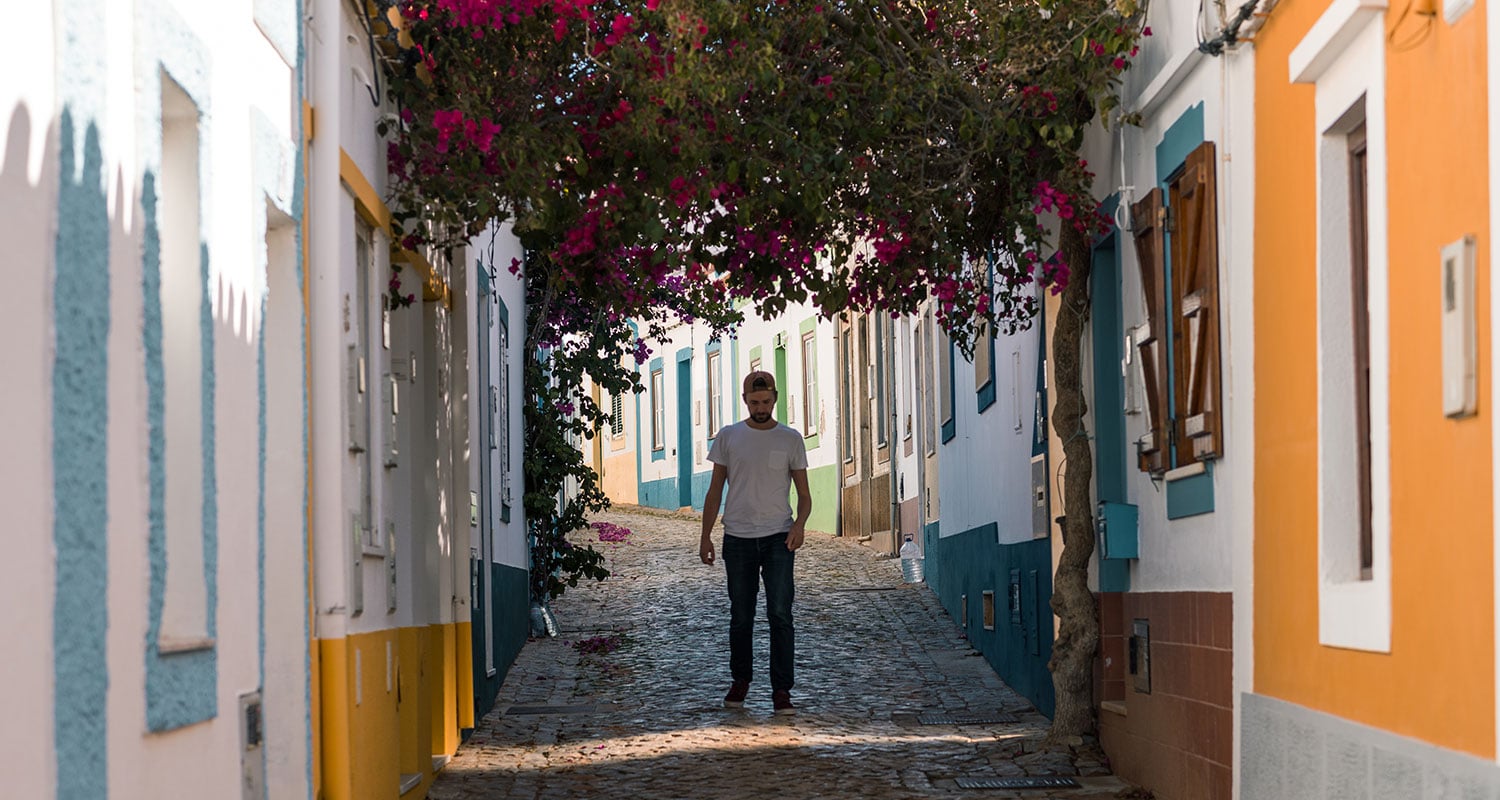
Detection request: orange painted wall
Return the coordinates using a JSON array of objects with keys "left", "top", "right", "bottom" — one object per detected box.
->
[{"left": 1253, "top": 0, "right": 1494, "bottom": 757}]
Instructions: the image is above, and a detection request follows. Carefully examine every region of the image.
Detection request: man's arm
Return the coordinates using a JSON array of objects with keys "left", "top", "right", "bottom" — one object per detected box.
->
[
  {"left": 787, "top": 468, "right": 812, "bottom": 551},
  {"left": 700, "top": 463, "right": 729, "bottom": 564}
]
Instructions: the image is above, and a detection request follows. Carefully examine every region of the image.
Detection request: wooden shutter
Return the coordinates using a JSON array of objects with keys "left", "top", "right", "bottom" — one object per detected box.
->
[
  {"left": 1169, "top": 141, "right": 1223, "bottom": 463},
  {"left": 1131, "top": 188, "right": 1169, "bottom": 473}
]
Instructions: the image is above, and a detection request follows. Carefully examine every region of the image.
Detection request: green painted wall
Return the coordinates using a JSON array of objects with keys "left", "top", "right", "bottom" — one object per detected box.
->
[{"left": 801, "top": 463, "right": 839, "bottom": 535}]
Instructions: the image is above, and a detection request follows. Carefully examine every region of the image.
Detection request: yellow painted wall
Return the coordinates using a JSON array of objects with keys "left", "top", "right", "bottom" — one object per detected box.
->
[
  {"left": 601, "top": 450, "right": 638, "bottom": 505},
  {"left": 430, "top": 623, "right": 462, "bottom": 762},
  {"left": 320, "top": 623, "right": 469, "bottom": 800},
  {"left": 1253, "top": 0, "right": 1494, "bottom": 757}
]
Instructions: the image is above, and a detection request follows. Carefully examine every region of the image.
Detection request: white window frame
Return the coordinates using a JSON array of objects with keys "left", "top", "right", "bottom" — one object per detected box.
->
[
  {"left": 651, "top": 369, "right": 665, "bottom": 451},
  {"left": 1292, "top": 0, "right": 1391, "bottom": 653},
  {"left": 159, "top": 73, "right": 210, "bottom": 645},
  {"left": 707, "top": 350, "right": 722, "bottom": 434},
  {"left": 802, "top": 331, "right": 819, "bottom": 437}
]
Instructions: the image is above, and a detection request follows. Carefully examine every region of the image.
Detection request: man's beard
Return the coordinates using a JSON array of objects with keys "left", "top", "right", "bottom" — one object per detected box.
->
[{"left": 750, "top": 411, "right": 773, "bottom": 424}]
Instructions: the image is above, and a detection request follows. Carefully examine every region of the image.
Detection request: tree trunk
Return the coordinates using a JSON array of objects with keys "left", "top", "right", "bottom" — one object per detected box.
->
[{"left": 1046, "top": 223, "right": 1100, "bottom": 741}]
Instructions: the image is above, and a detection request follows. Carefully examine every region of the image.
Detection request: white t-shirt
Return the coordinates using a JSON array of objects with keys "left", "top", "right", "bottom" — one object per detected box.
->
[{"left": 706, "top": 421, "right": 809, "bottom": 538}]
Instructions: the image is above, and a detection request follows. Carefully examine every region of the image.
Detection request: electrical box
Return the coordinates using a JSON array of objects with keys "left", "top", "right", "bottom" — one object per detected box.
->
[
  {"left": 1130, "top": 620, "right": 1151, "bottom": 694},
  {"left": 1097, "top": 501, "right": 1140, "bottom": 560},
  {"left": 239, "top": 691, "right": 265, "bottom": 800},
  {"left": 1441, "top": 235, "right": 1477, "bottom": 418},
  {"left": 1030, "top": 455, "right": 1049, "bottom": 538}
]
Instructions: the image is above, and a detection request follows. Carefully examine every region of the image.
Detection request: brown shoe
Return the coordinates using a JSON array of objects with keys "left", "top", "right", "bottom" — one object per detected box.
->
[
  {"left": 723, "top": 681, "right": 750, "bottom": 708},
  {"left": 772, "top": 690, "right": 797, "bottom": 716}
]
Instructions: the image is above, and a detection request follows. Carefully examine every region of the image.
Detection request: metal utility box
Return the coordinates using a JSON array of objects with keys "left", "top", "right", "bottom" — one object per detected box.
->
[{"left": 1097, "top": 501, "right": 1139, "bottom": 560}]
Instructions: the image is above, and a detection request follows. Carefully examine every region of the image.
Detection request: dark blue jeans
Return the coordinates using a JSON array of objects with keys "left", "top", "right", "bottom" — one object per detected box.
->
[{"left": 722, "top": 531, "right": 796, "bottom": 692}]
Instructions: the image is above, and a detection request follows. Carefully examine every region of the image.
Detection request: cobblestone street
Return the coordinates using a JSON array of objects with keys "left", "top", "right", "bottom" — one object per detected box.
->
[{"left": 429, "top": 507, "right": 1134, "bottom": 800}]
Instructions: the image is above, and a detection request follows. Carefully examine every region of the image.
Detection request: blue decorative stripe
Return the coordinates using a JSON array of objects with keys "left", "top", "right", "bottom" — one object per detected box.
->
[
  {"left": 1166, "top": 464, "right": 1215, "bottom": 519},
  {"left": 649, "top": 356, "right": 666, "bottom": 462},
  {"left": 139, "top": 0, "right": 220, "bottom": 734},
  {"left": 53, "top": 110, "right": 111, "bottom": 800},
  {"left": 1155, "top": 103, "right": 1206, "bottom": 189},
  {"left": 294, "top": 8, "right": 313, "bottom": 793},
  {"left": 142, "top": 178, "right": 219, "bottom": 732}
]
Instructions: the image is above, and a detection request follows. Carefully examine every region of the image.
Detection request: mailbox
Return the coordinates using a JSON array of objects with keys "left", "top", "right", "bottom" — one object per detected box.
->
[{"left": 1097, "top": 501, "right": 1139, "bottom": 560}]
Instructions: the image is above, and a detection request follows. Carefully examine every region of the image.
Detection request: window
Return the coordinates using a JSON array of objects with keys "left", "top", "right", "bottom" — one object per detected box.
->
[
  {"left": 1012, "top": 351, "right": 1024, "bottom": 432},
  {"left": 498, "top": 312, "right": 512, "bottom": 512},
  {"left": 351, "top": 218, "right": 381, "bottom": 557},
  {"left": 706, "top": 349, "right": 722, "bottom": 434},
  {"left": 976, "top": 258, "right": 997, "bottom": 412},
  {"left": 920, "top": 311, "right": 937, "bottom": 455},
  {"left": 651, "top": 368, "right": 665, "bottom": 451},
  {"left": 840, "top": 323, "right": 854, "bottom": 462},
  {"left": 939, "top": 325, "right": 954, "bottom": 443},
  {"left": 1130, "top": 139, "right": 1223, "bottom": 472},
  {"left": 611, "top": 391, "right": 624, "bottom": 436},
  {"left": 801, "top": 331, "right": 818, "bottom": 436},
  {"left": 1292, "top": 1, "right": 1390, "bottom": 652},
  {"left": 158, "top": 72, "right": 211, "bottom": 646},
  {"left": 1348, "top": 120, "right": 1372, "bottom": 580}
]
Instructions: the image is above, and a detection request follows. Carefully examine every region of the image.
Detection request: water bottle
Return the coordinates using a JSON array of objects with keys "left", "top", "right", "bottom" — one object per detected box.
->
[{"left": 899, "top": 535, "right": 924, "bottom": 583}]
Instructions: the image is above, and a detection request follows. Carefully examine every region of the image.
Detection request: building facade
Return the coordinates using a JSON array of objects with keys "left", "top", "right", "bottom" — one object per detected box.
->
[
  {"left": 627, "top": 305, "right": 841, "bottom": 536},
  {"left": 1245, "top": 0, "right": 1500, "bottom": 794},
  {"left": 1070, "top": 0, "right": 1256, "bottom": 794},
  {"left": 6, "top": 2, "right": 531, "bottom": 798},
  {"left": 887, "top": 297, "right": 1055, "bottom": 715},
  {"left": 4, "top": 0, "right": 311, "bottom": 796}
]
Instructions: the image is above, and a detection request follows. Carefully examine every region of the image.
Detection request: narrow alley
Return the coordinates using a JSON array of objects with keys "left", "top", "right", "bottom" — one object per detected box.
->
[{"left": 429, "top": 507, "right": 1132, "bottom": 800}]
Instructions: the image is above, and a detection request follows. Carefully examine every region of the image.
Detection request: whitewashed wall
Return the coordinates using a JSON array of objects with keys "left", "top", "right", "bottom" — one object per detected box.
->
[
  {"left": 937, "top": 323, "right": 1043, "bottom": 543},
  {"left": 1079, "top": 30, "right": 1240, "bottom": 592}
]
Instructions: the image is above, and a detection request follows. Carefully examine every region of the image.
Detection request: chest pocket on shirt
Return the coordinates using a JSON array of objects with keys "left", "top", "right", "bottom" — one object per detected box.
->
[{"left": 767, "top": 449, "right": 789, "bottom": 471}]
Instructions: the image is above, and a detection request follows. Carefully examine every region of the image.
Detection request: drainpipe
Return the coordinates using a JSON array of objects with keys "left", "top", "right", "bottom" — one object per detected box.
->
[
  {"left": 913, "top": 311, "right": 928, "bottom": 557},
  {"left": 310, "top": 0, "right": 346, "bottom": 640},
  {"left": 308, "top": 0, "right": 345, "bottom": 795}
]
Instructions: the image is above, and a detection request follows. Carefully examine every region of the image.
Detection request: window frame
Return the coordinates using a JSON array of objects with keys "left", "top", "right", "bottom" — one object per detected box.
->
[
  {"left": 1293, "top": 4, "right": 1391, "bottom": 653},
  {"left": 650, "top": 368, "right": 665, "bottom": 452},
  {"left": 801, "top": 330, "right": 818, "bottom": 437},
  {"left": 841, "top": 320, "right": 855, "bottom": 463},
  {"left": 706, "top": 348, "right": 722, "bottom": 437}
]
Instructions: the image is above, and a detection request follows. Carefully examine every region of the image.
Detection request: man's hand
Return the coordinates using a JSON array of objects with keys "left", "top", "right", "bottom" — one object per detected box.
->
[
  {"left": 700, "top": 535, "right": 716, "bottom": 565},
  {"left": 787, "top": 523, "right": 806, "bottom": 551}
]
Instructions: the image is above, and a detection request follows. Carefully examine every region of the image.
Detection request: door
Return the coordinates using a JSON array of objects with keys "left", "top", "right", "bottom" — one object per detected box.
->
[{"left": 677, "top": 356, "right": 693, "bottom": 508}]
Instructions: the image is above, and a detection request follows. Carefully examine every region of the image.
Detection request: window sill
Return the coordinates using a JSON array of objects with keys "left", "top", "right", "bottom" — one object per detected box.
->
[
  {"left": 1164, "top": 461, "right": 1206, "bottom": 481},
  {"left": 157, "top": 635, "right": 216, "bottom": 655},
  {"left": 1101, "top": 700, "right": 1128, "bottom": 717}
]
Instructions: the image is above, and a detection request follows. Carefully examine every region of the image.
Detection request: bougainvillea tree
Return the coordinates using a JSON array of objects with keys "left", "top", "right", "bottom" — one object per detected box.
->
[{"left": 379, "top": 0, "right": 1145, "bottom": 737}]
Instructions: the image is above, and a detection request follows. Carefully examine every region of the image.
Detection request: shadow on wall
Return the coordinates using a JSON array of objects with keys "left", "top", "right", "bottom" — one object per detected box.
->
[{"left": 4, "top": 98, "right": 294, "bottom": 797}]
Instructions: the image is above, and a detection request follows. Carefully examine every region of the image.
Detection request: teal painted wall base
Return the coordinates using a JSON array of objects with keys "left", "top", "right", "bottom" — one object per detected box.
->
[
  {"left": 924, "top": 523, "right": 1055, "bottom": 718},
  {"left": 639, "top": 476, "right": 679, "bottom": 510},
  {"left": 471, "top": 562, "right": 530, "bottom": 723},
  {"left": 690, "top": 470, "right": 712, "bottom": 510}
]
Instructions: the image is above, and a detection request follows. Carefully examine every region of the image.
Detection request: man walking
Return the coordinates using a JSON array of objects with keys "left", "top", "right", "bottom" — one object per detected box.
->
[{"left": 699, "top": 371, "right": 812, "bottom": 715}]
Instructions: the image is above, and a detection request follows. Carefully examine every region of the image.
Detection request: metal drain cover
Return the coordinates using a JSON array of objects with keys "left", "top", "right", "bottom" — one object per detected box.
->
[
  {"left": 916, "top": 712, "right": 1018, "bottom": 725},
  {"left": 505, "top": 704, "right": 598, "bottom": 715},
  {"left": 956, "top": 776, "right": 1080, "bottom": 790}
]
